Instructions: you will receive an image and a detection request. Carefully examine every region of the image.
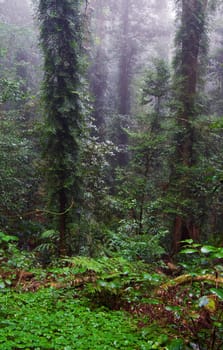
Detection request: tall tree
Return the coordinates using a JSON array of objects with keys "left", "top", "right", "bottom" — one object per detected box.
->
[
  {"left": 171, "top": 0, "right": 208, "bottom": 252},
  {"left": 115, "top": 0, "right": 148, "bottom": 166},
  {"left": 111, "top": 0, "right": 172, "bottom": 166},
  {"left": 88, "top": 0, "right": 108, "bottom": 140},
  {"left": 114, "top": 0, "right": 132, "bottom": 166},
  {"left": 118, "top": 0, "right": 131, "bottom": 117},
  {"left": 38, "top": 0, "right": 83, "bottom": 255}
]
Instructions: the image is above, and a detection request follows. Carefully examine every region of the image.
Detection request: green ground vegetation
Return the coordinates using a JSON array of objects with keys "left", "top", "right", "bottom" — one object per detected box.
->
[{"left": 0, "top": 234, "right": 223, "bottom": 350}]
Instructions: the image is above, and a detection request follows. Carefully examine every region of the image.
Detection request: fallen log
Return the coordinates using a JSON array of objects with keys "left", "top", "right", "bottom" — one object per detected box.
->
[{"left": 157, "top": 273, "right": 223, "bottom": 293}]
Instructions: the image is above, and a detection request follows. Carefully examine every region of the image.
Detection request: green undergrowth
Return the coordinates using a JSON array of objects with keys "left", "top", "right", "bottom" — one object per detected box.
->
[
  {"left": 1, "top": 236, "right": 223, "bottom": 349},
  {"left": 0, "top": 288, "right": 182, "bottom": 350}
]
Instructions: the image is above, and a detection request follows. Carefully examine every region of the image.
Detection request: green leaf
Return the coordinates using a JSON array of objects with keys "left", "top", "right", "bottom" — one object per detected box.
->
[
  {"left": 212, "top": 252, "right": 223, "bottom": 259},
  {"left": 0, "top": 232, "right": 18, "bottom": 242},
  {"left": 167, "top": 338, "right": 184, "bottom": 350},
  {"left": 142, "top": 273, "right": 162, "bottom": 282},
  {"left": 201, "top": 246, "right": 217, "bottom": 254},
  {"left": 5, "top": 279, "right": 12, "bottom": 286},
  {"left": 0, "top": 281, "right": 5, "bottom": 289},
  {"left": 190, "top": 243, "right": 201, "bottom": 248},
  {"left": 180, "top": 248, "right": 198, "bottom": 254},
  {"left": 146, "top": 298, "right": 160, "bottom": 305},
  {"left": 165, "top": 305, "right": 181, "bottom": 312},
  {"left": 181, "top": 239, "right": 194, "bottom": 244},
  {"left": 41, "top": 230, "right": 58, "bottom": 239},
  {"left": 97, "top": 280, "right": 107, "bottom": 287},
  {"left": 210, "top": 288, "right": 223, "bottom": 300}
]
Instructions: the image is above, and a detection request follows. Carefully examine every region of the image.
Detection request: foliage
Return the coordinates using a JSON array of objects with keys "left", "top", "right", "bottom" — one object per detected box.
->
[
  {"left": 0, "top": 231, "right": 36, "bottom": 289},
  {"left": 0, "top": 245, "right": 223, "bottom": 349},
  {"left": 76, "top": 137, "right": 117, "bottom": 256},
  {"left": 0, "top": 17, "right": 42, "bottom": 242},
  {"left": 62, "top": 256, "right": 165, "bottom": 310},
  {"left": 38, "top": 0, "right": 84, "bottom": 255},
  {"left": 0, "top": 22, "right": 41, "bottom": 101},
  {"left": 1, "top": 1, "right": 223, "bottom": 348},
  {"left": 179, "top": 239, "right": 223, "bottom": 275},
  {"left": 142, "top": 58, "right": 170, "bottom": 105},
  {"left": 0, "top": 78, "right": 25, "bottom": 103},
  {"left": 0, "top": 116, "right": 40, "bottom": 236},
  {"left": 0, "top": 288, "right": 177, "bottom": 350},
  {"left": 107, "top": 229, "right": 166, "bottom": 263},
  {"left": 167, "top": 240, "right": 223, "bottom": 350},
  {"left": 104, "top": 59, "right": 171, "bottom": 253}
]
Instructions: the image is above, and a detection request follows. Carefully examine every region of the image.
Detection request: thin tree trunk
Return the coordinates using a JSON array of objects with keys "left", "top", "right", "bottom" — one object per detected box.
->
[{"left": 58, "top": 188, "right": 67, "bottom": 256}]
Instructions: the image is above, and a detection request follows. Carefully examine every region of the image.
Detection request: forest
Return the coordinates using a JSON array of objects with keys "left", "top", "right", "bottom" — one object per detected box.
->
[{"left": 1, "top": 0, "right": 223, "bottom": 349}]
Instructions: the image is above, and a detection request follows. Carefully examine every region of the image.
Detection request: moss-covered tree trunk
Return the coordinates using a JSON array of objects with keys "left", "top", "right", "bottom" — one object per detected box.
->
[{"left": 38, "top": 0, "right": 83, "bottom": 256}]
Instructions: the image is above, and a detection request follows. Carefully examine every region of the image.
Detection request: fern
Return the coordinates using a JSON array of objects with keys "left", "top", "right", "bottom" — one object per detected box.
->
[
  {"left": 64, "top": 256, "right": 144, "bottom": 276},
  {"left": 63, "top": 256, "right": 163, "bottom": 308},
  {"left": 64, "top": 256, "right": 105, "bottom": 274}
]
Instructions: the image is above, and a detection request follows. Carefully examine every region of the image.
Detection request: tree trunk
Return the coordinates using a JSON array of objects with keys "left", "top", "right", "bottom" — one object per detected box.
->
[
  {"left": 39, "top": 0, "right": 82, "bottom": 256},
  {"left": 58, "top": 188, "right": 67, "bottom": 256},
  {"left": 89, "top": 0, "right": 108, "bottom": 140},
  {"left": 116, "top": 0, "right": 133, "bottom": 166},
  {"left": 172, "top": 0, "right": 208, "bottom": 252},
  {"left": 118, "top": 0, "right": 131, "bottom": 117}
]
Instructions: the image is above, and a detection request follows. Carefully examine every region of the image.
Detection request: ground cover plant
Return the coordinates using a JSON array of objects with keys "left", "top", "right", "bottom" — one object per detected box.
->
[
  {"left": 1, "top": 236, "right": 223, "bottom": 349},
  {"left": 0, "top": 287, "right": 186, "bottom": 350},
  {"left": 0, "top": 288, "right": 153, "bottom": 350}
]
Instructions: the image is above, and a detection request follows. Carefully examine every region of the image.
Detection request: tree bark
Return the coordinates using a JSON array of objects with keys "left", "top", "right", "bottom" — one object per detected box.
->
[
  {"left": 172, "top": 0, "right": 208, "bottom": 252},
  {"left": 58, "top": 187, "right": 67, "bottom": 256},
  {"left": 116, "top": 0, "right": 133, "bottom": 166}
]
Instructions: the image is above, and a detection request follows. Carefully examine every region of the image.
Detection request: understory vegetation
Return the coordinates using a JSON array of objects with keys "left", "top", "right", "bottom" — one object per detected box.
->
[{"left": 1, "top": 233, "right": 223, "bottom": 349}]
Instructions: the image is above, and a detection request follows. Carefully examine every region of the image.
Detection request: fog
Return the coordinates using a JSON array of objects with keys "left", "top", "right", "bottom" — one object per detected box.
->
[
  {"left": 0, "top": 0, "right": 177, "bottom": 147},
  {"left": 0, "top": 0, "right": 32, "bottom": 23}
]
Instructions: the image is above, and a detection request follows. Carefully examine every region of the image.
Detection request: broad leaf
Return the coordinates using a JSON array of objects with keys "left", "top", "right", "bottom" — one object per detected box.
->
[
  {"left": 201, "top": 246, "right": 216, "bottom": 254},
  {"left": 0, "top": 281, "right": 5, "bottom": 289},
  {"left": 180, "top": 239, "right": 194, "bottom": 244},
  {"left": 180, "top": 248, "right": 198, "bottom": 254},
  {"left": 210, "top": 288, "right": 223, "bottom": 300}
]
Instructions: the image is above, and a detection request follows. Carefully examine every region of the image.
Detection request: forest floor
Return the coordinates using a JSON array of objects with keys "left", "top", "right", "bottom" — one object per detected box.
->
[{"left": 0, "top": 260, "right": 223, "bottom": 350}]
